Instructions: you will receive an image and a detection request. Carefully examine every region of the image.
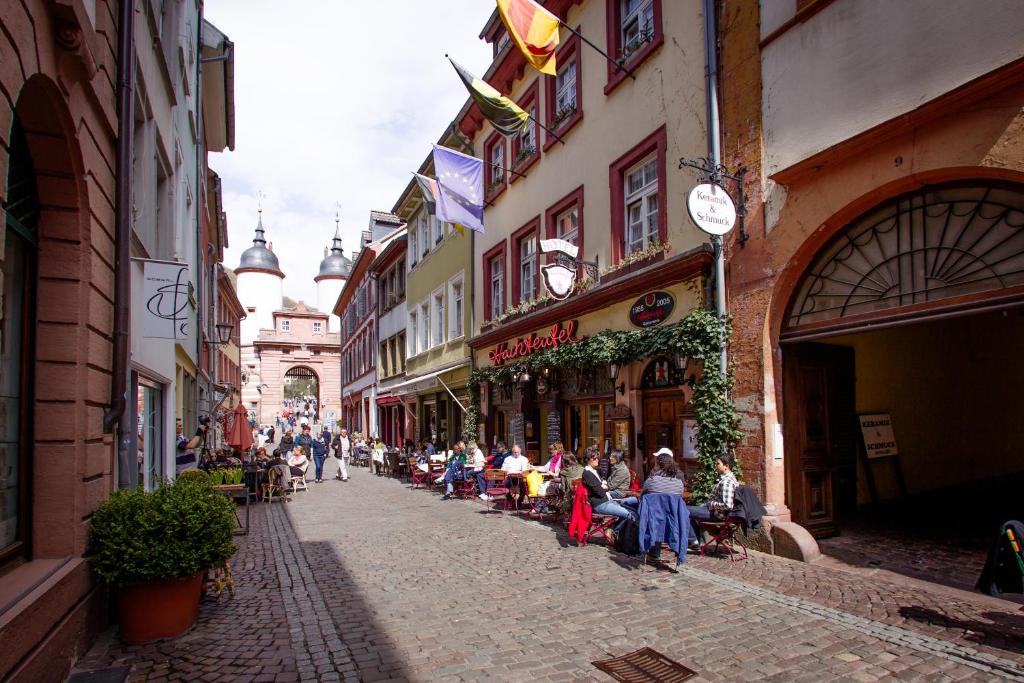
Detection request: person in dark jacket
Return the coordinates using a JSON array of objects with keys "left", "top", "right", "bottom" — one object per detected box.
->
[
  {"left": 280, "top": 431, "right": 295, "bottom": 455},
  {"left": 582, "top": 449, "right": 637, "bottom": 534},
  {"left": 309, "top": 430, "right": 329, "bottom": 483},
  {"left": 640, "top": 450, "right": 687, "bottom": 558},
  {"left": 489, "top": 442, "right": 510, "bottom": 470}
]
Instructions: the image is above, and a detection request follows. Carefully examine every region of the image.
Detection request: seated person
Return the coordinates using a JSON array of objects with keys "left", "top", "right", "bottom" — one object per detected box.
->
[
  {"left": 489, "top": 441, "right": 510, "bottom": 470},
  {"left": 500, "top": 444, "right": 531, "bottom": 505},
  {"left": 287, "top": 445, "right": 309, "bottom": 479},
  {"left": 582, "top": 449, "right": 637, "bottom": 533},
  {"left": 459, "top": 440, "right": 486, "bottom": 499},
  {"left": 266, "top": 448, "right": 291, "bottom": 488},
  {"left": 687, "top": 453, "right": 738, "bottom": 544},
  {"left": 641, "top": 450, "right": 686, "bottom": 559},
  {"left": 606, "top": 450, "right": 632, "bottom": 498},
  {"left": 442, "top": 441, "right": 468, "bottom": 500},
  {"left": 534, "top": 442, "right": 565, "bottom": 476}
]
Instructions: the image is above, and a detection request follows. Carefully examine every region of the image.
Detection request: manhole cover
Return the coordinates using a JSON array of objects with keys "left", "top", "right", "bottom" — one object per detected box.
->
[
  {"left": 67, "top": 667, "right": 131, "bottom": 683},
  {"left": 593, "top": 647, "right": 696, "bottom": 682}
]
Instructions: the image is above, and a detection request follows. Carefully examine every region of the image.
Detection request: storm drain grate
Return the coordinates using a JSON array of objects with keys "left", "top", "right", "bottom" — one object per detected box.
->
[
  {"left": 593, "top": 647, "right": 697, "bottom": 682},
  {"left": 66, "top": 667, "right": 131, "bottom": 683}
]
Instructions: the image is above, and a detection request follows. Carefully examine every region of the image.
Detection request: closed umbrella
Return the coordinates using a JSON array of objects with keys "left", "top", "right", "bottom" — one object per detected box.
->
[{"left": 227, "top": 403, "right": 253, "bottom": 452}]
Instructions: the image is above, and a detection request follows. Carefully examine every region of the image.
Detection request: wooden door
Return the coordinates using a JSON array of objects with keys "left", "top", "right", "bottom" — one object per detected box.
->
[
  {"left": 642, "top": 396, "right": 689, "bottom": 475},
  {"left": 782, "top": 344, "right": 856, "bottom": 538}
]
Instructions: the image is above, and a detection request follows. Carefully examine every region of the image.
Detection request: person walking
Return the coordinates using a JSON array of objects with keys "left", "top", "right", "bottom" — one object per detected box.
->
[
  {"left": 280, "top": 430, "right": 295, "bottom": 456},
  {"left": 333, "top": 428, "right": 351, "bottom": 481},
  {"left": 309, "top": 428, "right": 328, "bottom": 483}
]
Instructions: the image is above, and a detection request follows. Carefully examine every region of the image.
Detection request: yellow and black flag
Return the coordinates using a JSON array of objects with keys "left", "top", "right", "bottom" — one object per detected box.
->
[{"left": 448, "top": 58, "right": 529, "bottom": 136}]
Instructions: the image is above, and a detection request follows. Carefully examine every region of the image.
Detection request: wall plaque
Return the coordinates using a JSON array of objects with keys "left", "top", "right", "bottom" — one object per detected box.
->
[{"left": 629, "top": 291, "right": 675, "bottom": 328}]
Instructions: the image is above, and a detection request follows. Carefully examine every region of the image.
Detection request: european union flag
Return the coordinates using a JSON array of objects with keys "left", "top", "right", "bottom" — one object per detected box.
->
[{"left": 432, "top": 144, "right": 484, "bottom": 234}]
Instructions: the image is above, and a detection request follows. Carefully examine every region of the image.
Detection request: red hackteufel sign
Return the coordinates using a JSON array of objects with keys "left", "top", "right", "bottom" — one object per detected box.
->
[{"left": 488, "top": 320, "right": 584, "bottom": 367}]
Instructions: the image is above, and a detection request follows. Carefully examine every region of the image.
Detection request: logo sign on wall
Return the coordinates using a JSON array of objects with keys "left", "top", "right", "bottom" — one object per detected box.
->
[
  {"left": 141, "top": 259, "right": 192, "bottom": 339},
  {"left": 687, "top": 182, "right": 737, "bottom": 236},
  {"left": 629, "top": 291, "right": 675, "bottom": 328}
]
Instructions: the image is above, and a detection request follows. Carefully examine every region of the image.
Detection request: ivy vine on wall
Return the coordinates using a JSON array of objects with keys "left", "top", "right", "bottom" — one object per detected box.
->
[{"left": 464, "top": 308, "right": 742, "bottom": 502}]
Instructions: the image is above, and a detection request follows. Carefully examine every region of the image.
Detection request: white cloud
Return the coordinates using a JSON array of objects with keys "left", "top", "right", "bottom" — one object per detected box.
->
[{"left": 206, "top": 0, "right": 494, "bottom": 306}]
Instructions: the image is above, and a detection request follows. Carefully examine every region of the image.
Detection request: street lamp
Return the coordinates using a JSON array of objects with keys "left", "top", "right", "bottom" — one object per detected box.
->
[
  {"left": 608, "top": 363, "right": 625, "bottom": 395},
  {"left": 215, "top": 322, "right": 234, "bottom": 345}
]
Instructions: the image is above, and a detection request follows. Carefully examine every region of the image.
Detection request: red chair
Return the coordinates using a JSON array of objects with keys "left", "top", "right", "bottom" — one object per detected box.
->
[
  {"left": 453, "top": 465, "right": 477, "bottom": 499},
  {"left": 582, "top": 515, "right": 618, "bottom": 546},
  {"left": 428, "top": 461, "right": 446, "bottom": 493},
  {"left": 409, "top": 457, "right": 429, "bottom": 489},
  {"left": 480, "top": 469, "right": 510, "bottom": 513},
  {"left": 696, "top": 515, "right": 749, "bottom": 562}
]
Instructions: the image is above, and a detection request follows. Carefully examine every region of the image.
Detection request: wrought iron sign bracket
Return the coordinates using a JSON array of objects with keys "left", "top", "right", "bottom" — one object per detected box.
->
[{"left": 679, "top": 157, "right": 749, "bottom": 246}]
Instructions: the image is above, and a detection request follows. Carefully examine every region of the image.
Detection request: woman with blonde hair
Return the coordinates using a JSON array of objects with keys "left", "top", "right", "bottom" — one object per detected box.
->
[{"left": 534, "top": 441, "right": 565, "bottom": 476}]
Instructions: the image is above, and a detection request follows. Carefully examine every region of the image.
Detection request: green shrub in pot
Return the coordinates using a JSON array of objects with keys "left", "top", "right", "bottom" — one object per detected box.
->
[{"left": 89, "top": 476, "right": 238, "bottom": 587}]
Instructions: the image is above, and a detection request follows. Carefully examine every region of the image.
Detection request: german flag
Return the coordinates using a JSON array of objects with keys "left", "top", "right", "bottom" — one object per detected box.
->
[
  {"left": 496, "top": 0, "right": 560, "bottom": 76},
  {"left": 449, "top": 58, "right": 530, "bottom": 136}
]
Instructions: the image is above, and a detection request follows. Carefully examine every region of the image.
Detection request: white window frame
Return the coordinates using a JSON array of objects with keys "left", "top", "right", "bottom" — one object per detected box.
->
[
  {"left": 312, "top": 321, "right": 322, "bottom": 334},
  {"left": 518, "top": 108, "right": 536, "bottom": 158},
  {"left": 621, "top": 0, "right": 655, "bottom": 57},
  {"left": 555, "top": 205, "right": 579, "bottom": 246},
  {"left": 489, "top": 254, "right": 504, "bottom": 318},
  {"left": 490, "top": 142, "right": 505, "bottom": 187},
  {"left": 419, "top": 300, "right": 430, "bottom": 352},
  {"left": 431, "top": 287, "right": 445, "bottom": 348},
  {"left": 448, "top": 272, "right": 465, "bottom": 340},
  {"left": 420, "top": 213, "right": 430, "bottom": 258},
  {"left": 280, "top": 319, "right": 291, "bottom": 332},
  {"left": 408, "top": 309, "right": 419, "bottom": 356},
  {"left": 555, "top": 59, "right": 577, "bottom": 117},
  {"left": 409, "top": 225, "right": 419, "bottom": 266},
  {"left": 433, "top": 215, "right": 444, "bottom": 245},
  {"left": 519, "top": 233, "right": 537, "bottom": 303},
  {"left": 624, "top": 155, "right": 659, "bottom": 254}
]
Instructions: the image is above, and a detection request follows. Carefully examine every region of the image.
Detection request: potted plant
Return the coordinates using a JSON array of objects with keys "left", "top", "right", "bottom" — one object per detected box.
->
[{"left": 89, "top": 474, "right": 238, "bottom": 643}]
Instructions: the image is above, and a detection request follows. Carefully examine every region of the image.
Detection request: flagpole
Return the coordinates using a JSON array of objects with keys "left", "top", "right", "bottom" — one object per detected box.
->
[
  {"left": 559, "top": 21, "right": 636, "bottom": 81},
  {"left": 527, "top": 111, "right": 566, "bottom": 146}
]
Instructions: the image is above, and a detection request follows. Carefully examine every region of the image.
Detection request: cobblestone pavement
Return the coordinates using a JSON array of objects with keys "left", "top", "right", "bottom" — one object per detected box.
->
[{"left": 78, "top": 464, "right": 1024, "bottom": 682}]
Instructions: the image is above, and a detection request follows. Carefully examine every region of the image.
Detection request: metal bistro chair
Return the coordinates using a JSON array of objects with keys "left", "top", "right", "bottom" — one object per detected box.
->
[
  {"left": 453, "top": 464, "right": 477, "bottom": 499},
  {"left": 428, "top": 461, "right": 447, "bottom": 494},
  {"left": 409, "top": 457, "right": 430, "bottom": 489},
  {"left": 697, "top": 514, "right": 749, "bottom": 562},
  {"left": 480, "top": 469, "right": 510, "bottom": 514}
]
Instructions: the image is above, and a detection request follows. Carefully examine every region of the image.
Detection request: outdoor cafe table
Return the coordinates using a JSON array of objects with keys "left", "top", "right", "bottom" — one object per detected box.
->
[{"left": 213, "top": 483, "right": 250, "bottom": 535}]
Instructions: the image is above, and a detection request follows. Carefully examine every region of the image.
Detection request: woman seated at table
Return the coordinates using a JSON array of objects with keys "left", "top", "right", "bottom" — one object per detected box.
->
[
  {"left": 582, "top": 449, "right": 637, "bottom": 533},
  {"left": 533, "top": 442, "right": 565, "bottom": 476},
  {"left": 286, "top": 445, "right": 309, "bottom": 479},
  {"left": 642, "top": 451, "right": 685, "bottom": 496},
  {"left": 558, "top": 452, "right": 584, "bottom": 514}
]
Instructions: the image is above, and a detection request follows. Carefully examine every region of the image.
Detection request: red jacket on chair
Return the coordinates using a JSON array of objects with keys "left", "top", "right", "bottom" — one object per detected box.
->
[{"left": 568, "top": 479, "right": 592, "bottom": 542}]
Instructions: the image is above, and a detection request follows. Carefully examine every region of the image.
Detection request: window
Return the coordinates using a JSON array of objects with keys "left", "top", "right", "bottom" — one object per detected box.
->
[
  {"left": 495, "top": 30, "right": 510, "bottom": 55},
  {"left": 555, "top": 62, "right": 577, "bottom": 119},
  {"left": 409, "top": 310, "right": 418, "bottom": 355},
  {"left": 380, "top": 341, "right": 389, "bottom": 377},
  {"left": 419, "top": 213, "right": 430, "bottom": 258},
  {"left": 313, "top": 321, "right": 322, "bottom": 334},
  {"left": 624, "top": 156, "right": 658, "bottom": 254},
  {"left": 511, "top": 81, "right": 540, "bottom": 176},
  {"left": 397, "top": 260, "right": 406, "bottom": 299},
  {"left": 484, "top": 242, "right": 506, "bottom": 321},
  {"left": 389, "top": 338, "right": 397, "bottom": 377},
  {"left": 484, "top": 130, "right": 507, "bottom": 199},
  {"left": 556, "top": 206, "right": 579, "bottom": 245},
  {"left": 409, "top": 224, "right": 418, "bottom": 265},
  {"left": 280, "top": 319, "right": 290, "bottom": 332},
  {"left": 449, "top": 275, "right": 464, "bottom": 339},
  {"left": 432, "top": 289, "right": 445, "bottom": 347},
  {"left": 420, "top": 302, "right": 430, "bottom": 351},
  {"left": 433, "top": 216, "right": 444, "bottom": 245},
  {"left": 605, "top": 0, "right": 663, "bottom": 94},
  {"left": 397, "top": 332, "right": 406, "bottom": 372},
  {"left": 512, "top": 219, "right": 540, "bottom": 305},
  {"left": 609, "top": 126, "right": 667, "bottom": 263},
  {"left": 545, "top": 34, "right": 583, "bottom": 147}
]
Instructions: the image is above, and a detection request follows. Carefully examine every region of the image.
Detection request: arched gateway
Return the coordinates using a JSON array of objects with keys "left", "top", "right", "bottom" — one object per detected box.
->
[
  {"left": 781, "top": 182, "right": 1024, "bottom": 537},
  {"left": 284, "top": 366, "right": 320, "bottom": 419}
]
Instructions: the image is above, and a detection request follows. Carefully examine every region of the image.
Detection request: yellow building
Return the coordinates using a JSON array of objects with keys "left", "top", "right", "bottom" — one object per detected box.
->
[
  {"left": 460, "top": 0, "right": 716, "bottom": 472},
  {"left": 390, "top": 129, "right": 474, "bottom": 451}
]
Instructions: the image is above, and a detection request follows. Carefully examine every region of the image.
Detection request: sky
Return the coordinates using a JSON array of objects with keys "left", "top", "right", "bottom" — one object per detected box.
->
[{"left": 205, "top": 0, "right": 494, "bottom": 306}]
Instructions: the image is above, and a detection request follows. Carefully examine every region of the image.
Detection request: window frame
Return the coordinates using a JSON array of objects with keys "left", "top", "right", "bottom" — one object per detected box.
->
[
  {"left": 510, "top": 80, "right": 540, "bottom": 180},
  {"left": 313, "top": 320, "right": 322, "bottom": 334},
  {"left": 544, "top": 31, "right": 584, "bottom": 150},
  {"left": 408, "top": 309, "right": 418, "bottom": 356},
  {"left": 448, "top": 272, "right": 465, "bottom": 341},
  {"left": 545, "top": 185, "right": 585, "bottom": 266},
  {"left": 484, "top": 129, "right": 507, "bottom": 202},
  {"left": 409, "top": 223, "right": 419, "bottom": 266},
  {"left": 280, "top": 319, "right": 291, "bottom": 332},
  {"left": 609, "top": 125, "right": 667, "bottom": 264},
  {"left": 604, "top": 0, "right": 664, "bottom": 95},
  {"left": 419, "top": 300, "right": 430, "bottom": 352},
  {"left": 482, "top": 240, "right": 507, "bottom": 322},
  {"left": 511, "top": 217, "right": 541, "bottom": 306}
]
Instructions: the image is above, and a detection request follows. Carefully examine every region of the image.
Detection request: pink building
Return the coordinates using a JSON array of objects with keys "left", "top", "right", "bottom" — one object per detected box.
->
[{"left": 251, "top": 302, "right": 342, "bottom": 428}]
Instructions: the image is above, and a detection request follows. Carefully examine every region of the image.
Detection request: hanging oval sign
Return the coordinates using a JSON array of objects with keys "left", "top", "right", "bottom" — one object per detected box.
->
[
  {"left": 630, "top": 291, "right": 675, "bottom": 328},
  {"left": 687, "top": 182, "right": 737, "bottom": 235}
]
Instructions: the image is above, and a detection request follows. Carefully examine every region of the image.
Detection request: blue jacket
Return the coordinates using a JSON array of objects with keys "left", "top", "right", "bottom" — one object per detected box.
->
[
  {"left": 638, "top": 493, "right": 690, "bottom": 562},
  {"left": 309, "top": 437, "right": 327, "bottom": 458}
]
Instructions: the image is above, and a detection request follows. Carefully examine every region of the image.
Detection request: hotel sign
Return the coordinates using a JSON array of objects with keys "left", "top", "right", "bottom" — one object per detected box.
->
[{"left": 488, "top": 320, "right": 585, "bottom": 367}]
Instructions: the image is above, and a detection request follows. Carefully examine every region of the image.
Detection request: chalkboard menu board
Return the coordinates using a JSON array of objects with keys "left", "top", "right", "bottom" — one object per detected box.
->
[
  {"left": 546, "top": 410, "right": 561, "bottom": 446},
  {"left": 510, "top": 412, "right": 526, "bottom": 451}
]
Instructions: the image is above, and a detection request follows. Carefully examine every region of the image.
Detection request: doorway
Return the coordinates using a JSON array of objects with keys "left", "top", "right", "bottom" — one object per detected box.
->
[
  {"left": 284, "top": 366, "right": 320, "bottom": 423},
  {"left": 641, "top": 394, "right": 694, "bottom": 478}
]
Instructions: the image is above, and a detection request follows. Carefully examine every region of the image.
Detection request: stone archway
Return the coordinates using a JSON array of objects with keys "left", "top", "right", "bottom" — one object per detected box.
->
[{"left": 284, "top": 365, "right": 320, "bottom": 422}]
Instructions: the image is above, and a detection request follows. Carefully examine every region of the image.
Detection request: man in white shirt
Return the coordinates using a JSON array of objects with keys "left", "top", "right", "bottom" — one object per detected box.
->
[
  {"left": 333, "top": 428, "right": 351, "bottom": 481},
  {"left": 500, "top": 444, "right": 531, "bottom": 507}
]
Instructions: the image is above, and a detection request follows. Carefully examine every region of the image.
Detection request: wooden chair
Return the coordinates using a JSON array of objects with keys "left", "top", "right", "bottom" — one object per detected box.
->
[{"left": 262, "top": 467, "right": 288, "bottom": 504}]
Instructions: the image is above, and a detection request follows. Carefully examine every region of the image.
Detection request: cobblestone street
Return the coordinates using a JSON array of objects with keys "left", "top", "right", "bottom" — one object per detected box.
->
[{"left": 79, "top": 466, "right": 1024, "bottom": 682}]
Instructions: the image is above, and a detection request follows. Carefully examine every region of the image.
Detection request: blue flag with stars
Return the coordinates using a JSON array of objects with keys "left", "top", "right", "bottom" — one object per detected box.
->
[{"left": 432, "top": 144, "right": 484, "bottom": 234}]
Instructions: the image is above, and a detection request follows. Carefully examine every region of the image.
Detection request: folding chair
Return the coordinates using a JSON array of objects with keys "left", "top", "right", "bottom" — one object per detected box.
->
[
  {"left": 697, "top": 515, "right": 748, "bottom": 562},
  {"left": 429, "top": 461, "right": 447, "bottom": 494},
  {"left": 290, "top": 462, "right": 309, "bottom": 493},
  {"left": 453, "top": 465, "right": 477, "bottom": 499},
  {"left": 480, "top": 469, "right": 510, "bottom": 513},
  {"left": 582, "top": 515, "right": 618, "bottom": 547},
  {"left": 409, "top": 458, "right": 429, "bottom": 489}
]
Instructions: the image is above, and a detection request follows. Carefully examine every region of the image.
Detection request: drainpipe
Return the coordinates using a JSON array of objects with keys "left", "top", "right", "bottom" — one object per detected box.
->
[
  {"left": 703, "top": 0, "right": 728, "bottom": 375},
  {"left": 104, "top": 0, "right": 136, "bottom": 488},
  {"left": 194, "top": 2, "right": 205, "bottom": 427}
]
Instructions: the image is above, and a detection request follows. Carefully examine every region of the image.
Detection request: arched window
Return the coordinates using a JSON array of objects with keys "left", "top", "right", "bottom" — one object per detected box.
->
[{"left": 787, "top": 183, "right": 1024, "bottom": 334}]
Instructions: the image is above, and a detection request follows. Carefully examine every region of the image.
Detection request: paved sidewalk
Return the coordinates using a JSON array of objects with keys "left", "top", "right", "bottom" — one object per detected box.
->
[{"left": 77, "top": 465, "right": 1024, "bottom": 682}]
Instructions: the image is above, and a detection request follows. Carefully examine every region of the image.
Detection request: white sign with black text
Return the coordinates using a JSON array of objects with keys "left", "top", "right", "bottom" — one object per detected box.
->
[
  {"left": 858, "top": 413, "right": 898, "bottom": 459},
  {"left": 687, "top": 182, "right": 737, "bottom": 236}
]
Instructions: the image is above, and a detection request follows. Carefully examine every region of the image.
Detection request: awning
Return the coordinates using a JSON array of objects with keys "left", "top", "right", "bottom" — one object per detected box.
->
[{"left": 388, "top": 359, "right": 471, "bottom": 395}]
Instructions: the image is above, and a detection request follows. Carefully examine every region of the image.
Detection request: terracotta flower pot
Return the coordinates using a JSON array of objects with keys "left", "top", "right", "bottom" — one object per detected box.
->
[{"left": 116, "top": 571, "right": 203, "bottom": 643}]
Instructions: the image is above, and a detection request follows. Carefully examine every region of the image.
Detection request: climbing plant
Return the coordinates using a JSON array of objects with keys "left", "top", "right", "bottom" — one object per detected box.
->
[{"left": 464, "top": 308, "right": 742, "bottom": 501}]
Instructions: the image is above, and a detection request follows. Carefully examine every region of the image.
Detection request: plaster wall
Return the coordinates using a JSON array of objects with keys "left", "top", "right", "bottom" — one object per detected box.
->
[
  {"left": 316, "top": 277, "right": 344, "bottom": 332},
  {"left": 236, "top": 270, "right": 283, "bottom": 343},
  {"left": 819, "top": 311, "right": 1024, "bottom": 503},
  {"left": 470, "top": 0, "right": 710, "bottom": 332},
  {"left": 761, "top": 0, "right": 1024, "bottom": 175}
]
